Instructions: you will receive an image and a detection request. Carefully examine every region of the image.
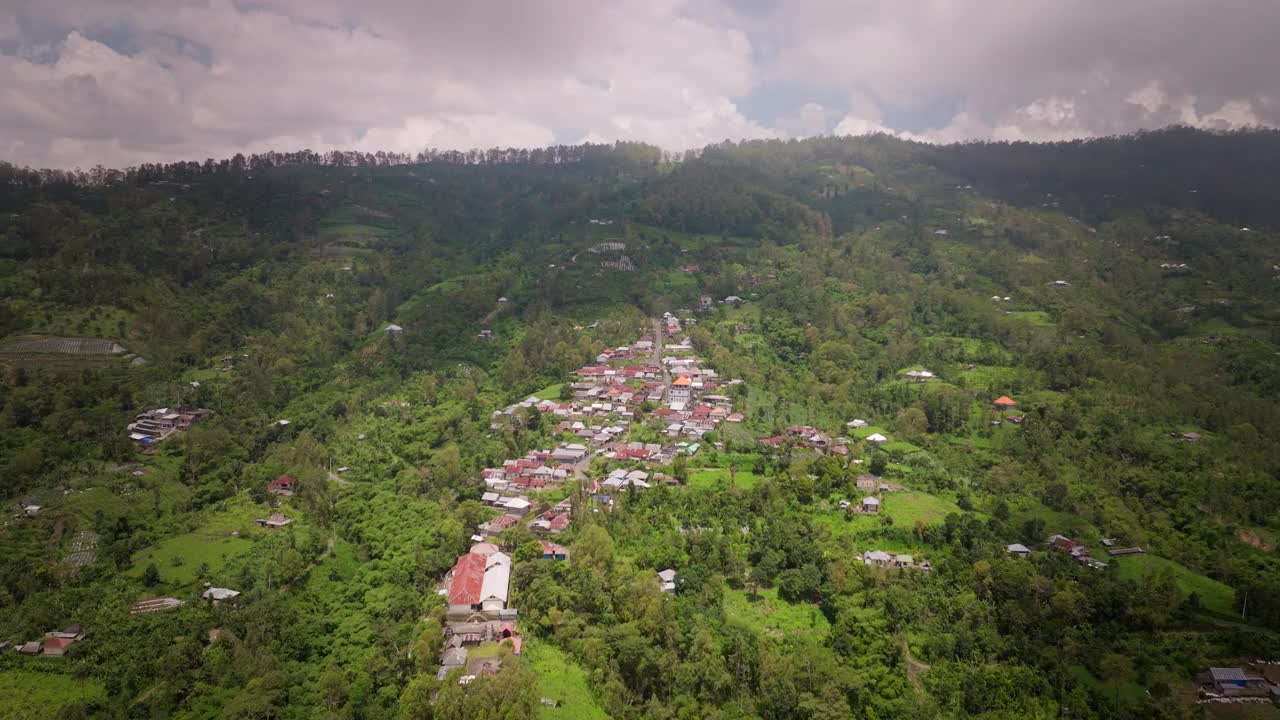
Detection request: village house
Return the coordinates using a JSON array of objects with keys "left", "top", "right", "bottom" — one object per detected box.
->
[
  {"left": 658, "top": 569, "right": 677, "bottom": 593},
  {"left": 861, "top": 497, "right": 881, "bottom": 513},
  {"left": 202, "top": 587, "right": 241, "bottom": 604},
  {"left": 267, "top": 476, "right": 296, "bottom": 497},
  {"left": 856, "top": 474, "right": 881, "bottom": 492},
  {"left": 865, "top": 433, "right": 888, "bottom": 445},
  {"left": 1197, "top": 667, "right": 1277, "bottom": 699},
  {"left": 502, "top": 497, "right": 533, "bottom": 516},
  {"left": 538, "top": 540, "right": 568, "bottom": 560},
  {"left": 993, "top": 396, "right": 1017, "bottom": 411},
  {"left": 384, "top": 324, "right": 403, "bottom": 338},
  {"left": 864, "top": 550, "right": 929, "bottom": 571},
  {"left": 668, "top": 376, "right": 693, "bottom": 408},
  {"left": 255, "top": 513, "right": 292, "bottom": 529},
  {"left": 863, "top": 550, "right": 893, "bottom": 568},
  {"left": 41, "top": 636, "right": 76, "bottom": 657},
  {"left": 847, "top": 419, "right": 869, "bottom": 429},
  {"left": 1006, "top": 543, "right": 1032, "bottom": 559}
]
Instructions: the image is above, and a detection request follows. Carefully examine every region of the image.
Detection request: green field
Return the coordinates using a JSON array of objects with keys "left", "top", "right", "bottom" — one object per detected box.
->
[
  {"left": 882, "top": 491, "right": 961, "bottom": 526},
  {"left": 533, "top": 383, "right": 565, "bottom": 400},
  {"left": 723, "top": 586, "right": 830, "bottom": 645},
  {"left": 0, "top": 670, "right": 106, "bottom": 719},
  {"left": 956, "top": 365, "right": 1034, "bottom": 390},
  {"left": 881, "top": 440, "right": 923, "bottom": 454},
  {"left": 1006, "top": 310, "right": 1055, "bottom": 327},
  {"left": 809, "top": 491, "right": 961, "bottom": 544},
  {"left": 127, "top": 533, "right": 254, "bottom": 585},
  {"left": 63, "top": 475, "right": 192, "bottom": 523},
  {"left": 3, "top": 302, "right": 134, "bottom": 341},
  {"left": 524, "top": 642, "right": 610, "bottom": 720},
  {"left": 688, "top": 467, "right": 759, "bottom": 491},
  {"left": 850, "top": 425, "right": 889, "bottom": 440},
  {"left": 1111, "top": 554, "right": 1236, "bottom": 616},
  {"left": 126, "top": 497, "right": 277, "bottom": 585}
]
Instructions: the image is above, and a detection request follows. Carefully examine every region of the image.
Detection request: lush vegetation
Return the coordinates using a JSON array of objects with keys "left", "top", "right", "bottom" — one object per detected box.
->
[{"left": 2, "top": 128, "right": 1280, "bottom": 719}]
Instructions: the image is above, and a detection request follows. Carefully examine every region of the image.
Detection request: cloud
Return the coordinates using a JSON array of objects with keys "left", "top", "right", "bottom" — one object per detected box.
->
[
  {"left": 0, "top": 0, "right": 767, "bottom": 167},
  {"left": 1, "top": 0, "right": 1278, "bottom": 167},
  {"left": 760, "top": 0, "right": 1280, "bottom": 142}
]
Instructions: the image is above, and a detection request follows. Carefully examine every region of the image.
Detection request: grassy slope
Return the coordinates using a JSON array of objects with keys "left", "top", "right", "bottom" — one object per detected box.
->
[
  {"left": 0, "top": 670, "right": 106, "bottom": 719},
  {"left": 524, "top": 642, "right": 610, "bottom": 720},
  {"left": 687, "top": 467, "right": 759, "bottom": 491},
  {"left": 722, "top": 586, "right": 830, "bottom": 646},
  {"left": 1111, "top": 554, "right": 1236, "bottom": 616},
  {"left": 126, "top": 496, "right": 282, "bottom": 585}
]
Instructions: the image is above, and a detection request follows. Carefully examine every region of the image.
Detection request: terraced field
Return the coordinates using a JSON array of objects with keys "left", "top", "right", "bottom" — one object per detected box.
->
[{"left": 0, "top": 336, "right": 125, "bottom": 354}]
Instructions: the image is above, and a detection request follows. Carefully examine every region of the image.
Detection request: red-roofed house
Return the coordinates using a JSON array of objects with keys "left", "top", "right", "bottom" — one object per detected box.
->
[
  {"left": 268, "top": 476, "right": 296, "bottom": 496},
  {"left": 447, "top": 553, "right": 487, "bottom": 614},
  {"left": 538, "top": 540, "right": 569, "bottom": 560},
  {"left": 994, "top": 396, "right": 1017, "bottom": 410},
  {"left": 41, "top": 636, "right": 76, "bottom": 657}
]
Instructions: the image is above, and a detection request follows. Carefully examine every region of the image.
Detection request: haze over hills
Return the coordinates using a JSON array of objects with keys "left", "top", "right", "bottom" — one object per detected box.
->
[{"left": 2, "top": 129, "right": 1280, "bottom": 720}]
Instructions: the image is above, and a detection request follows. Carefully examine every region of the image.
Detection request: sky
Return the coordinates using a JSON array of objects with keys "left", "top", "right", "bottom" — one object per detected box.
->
[{"left": 1, "top": 0, "right": 1277, "bottom": 168}]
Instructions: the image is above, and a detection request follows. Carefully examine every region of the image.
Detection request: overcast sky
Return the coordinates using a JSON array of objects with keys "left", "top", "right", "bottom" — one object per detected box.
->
[{"left": 1, "top": 0, "right": 1277, "bottom": 168}]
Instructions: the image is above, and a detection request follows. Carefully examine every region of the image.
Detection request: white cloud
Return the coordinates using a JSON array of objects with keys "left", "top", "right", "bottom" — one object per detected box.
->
[
  {"left": 1, "top": 0, "right": 1278, "bottom": 166},
  {"left": 760, "top": 1, "right": 1280, "bottom": 143},
  {"left": 0, "top": 0, "right": 769, "bottom": 167}
]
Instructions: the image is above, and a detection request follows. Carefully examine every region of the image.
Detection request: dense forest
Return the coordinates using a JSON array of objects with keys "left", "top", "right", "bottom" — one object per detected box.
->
[{"left": 1, "top": 128, "right": 1279, "bottom": 720}]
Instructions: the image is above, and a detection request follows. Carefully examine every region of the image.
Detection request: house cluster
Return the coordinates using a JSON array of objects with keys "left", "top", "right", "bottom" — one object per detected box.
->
[
  {"left": 481, "top": 445, "right": 583, "bottom": 492},
  {"left": 840, "top": 496, "right": 882, "bottom": 514},
  {"left": 1047, "top": 534, "right": 1108, "bottom": 569},
  {"left": 528, "top": 498, "right": 572, "bottom": 534},
  {"left": 757, "top": 424, "right": 837, "bottom": 451},
  {"left": 437, "top": 542, "right": 524, "bottom": 684},
  {"left": 9, "top": 624, "right": 83, "bottom": 658},
  {"left": 862, "top": 550, "right": 932, "bottom": 572},
  {"left": 127, "top": 406, "right": 213, "bottom": 446}
]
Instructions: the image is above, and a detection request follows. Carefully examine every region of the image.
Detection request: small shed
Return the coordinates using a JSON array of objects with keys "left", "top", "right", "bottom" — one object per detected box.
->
[{"left": 657, "top": 569, "right": 677, "bottom": 593}]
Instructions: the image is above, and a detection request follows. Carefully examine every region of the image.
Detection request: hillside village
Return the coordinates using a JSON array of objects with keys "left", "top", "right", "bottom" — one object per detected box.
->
[{"left": 4, "top": 132, "right": 1280, "bottom": 719}]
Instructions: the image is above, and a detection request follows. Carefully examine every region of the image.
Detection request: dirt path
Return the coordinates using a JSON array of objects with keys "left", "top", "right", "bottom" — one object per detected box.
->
[
  {"left": 327, "top": 470, "right": 350, "bottom": 486},
  {"left": 903, "top": 638, "right": 930, "bottom": 689},
  {"left": 651, "top": 318, "right": 670, "bottom": 396},
  {"left": 47, "top": 515, "right": 66, "bottom": 551}
]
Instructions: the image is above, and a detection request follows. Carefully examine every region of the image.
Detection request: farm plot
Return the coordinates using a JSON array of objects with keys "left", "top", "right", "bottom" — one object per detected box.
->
[
  {"left": 65, "top": 529, "right": 99, "bottom": 567},
  {"left": 0, "top": 336, "right": 125, "bottom": 354}
]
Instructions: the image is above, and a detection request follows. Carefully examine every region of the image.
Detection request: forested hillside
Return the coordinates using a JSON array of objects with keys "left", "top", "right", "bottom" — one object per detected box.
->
[{"left": 1, "top": 129, "right": 1279, "bottom": 720}]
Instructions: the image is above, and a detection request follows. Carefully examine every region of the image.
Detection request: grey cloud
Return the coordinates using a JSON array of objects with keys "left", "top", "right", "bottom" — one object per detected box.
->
[
  {"left": 0, "top": 0, "right": 1277, "bottom": 168},
  {"left": 761, "top": 0, "right": 1280, "bottom": 139}
]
